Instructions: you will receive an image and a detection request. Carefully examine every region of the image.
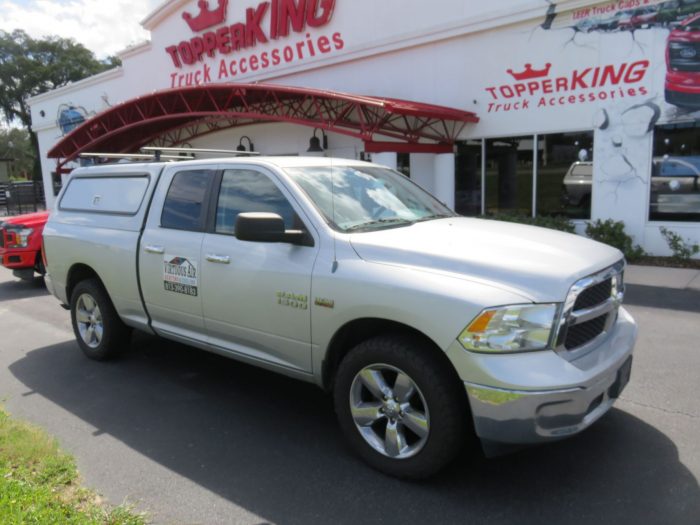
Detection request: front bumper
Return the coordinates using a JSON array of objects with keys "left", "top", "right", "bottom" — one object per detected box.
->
[
  {"left": 665, "top": 72, "right": 700, "bottom": 108},
  {"left": 446, "top": 307, "right": 637, "bottom": 445},
  {"left": 0, "top": 248, "right": 37, "bottom": 270}
]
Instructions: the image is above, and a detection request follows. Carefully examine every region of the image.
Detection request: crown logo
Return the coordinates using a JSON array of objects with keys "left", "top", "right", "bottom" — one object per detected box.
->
[
  {"left": 506, "top": 63, "right": 552, "bottom": 81},
  {"left": 182, "top": 0, "right": 229, "bottom": 32}
]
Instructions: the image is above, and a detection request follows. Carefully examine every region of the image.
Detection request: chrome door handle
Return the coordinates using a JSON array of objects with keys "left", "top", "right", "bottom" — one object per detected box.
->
[
  {"left": 144, "top": 245, "right": 165, "bottom": 254},
  {"left": 206, "top": 254, "right": 231, "bottom": 264}
]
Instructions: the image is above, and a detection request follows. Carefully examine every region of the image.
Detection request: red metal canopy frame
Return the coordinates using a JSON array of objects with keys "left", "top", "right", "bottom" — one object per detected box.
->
[{"left": 48, "top": 83, "right": 479, "bottom": 173}]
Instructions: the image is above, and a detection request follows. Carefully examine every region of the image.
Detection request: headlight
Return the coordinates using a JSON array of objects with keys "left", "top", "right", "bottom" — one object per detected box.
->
[
  {"left": 7, "top": 227, "right": 34, "bottom": 248},
  {"left": 458, "top": 304, "right": 558, "bottom": 353}
]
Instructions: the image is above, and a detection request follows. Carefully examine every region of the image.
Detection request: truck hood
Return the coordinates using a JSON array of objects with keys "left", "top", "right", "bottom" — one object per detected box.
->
[
  {"left": 349, "top": 217, "right": 622, "bottom": 302},
  {"left": 1, "top": 211, "right": 50, "bottom": 229}
]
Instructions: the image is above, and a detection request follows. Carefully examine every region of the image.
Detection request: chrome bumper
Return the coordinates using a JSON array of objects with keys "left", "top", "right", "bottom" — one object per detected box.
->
[{"left": 447, "top": 307, "right": 637, "bottom": 445}]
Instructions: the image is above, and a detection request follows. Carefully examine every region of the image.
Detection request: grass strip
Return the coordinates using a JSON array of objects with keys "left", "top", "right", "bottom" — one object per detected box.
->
[{"left": 0, "top": 406, "right": 146, "bottom": 524}]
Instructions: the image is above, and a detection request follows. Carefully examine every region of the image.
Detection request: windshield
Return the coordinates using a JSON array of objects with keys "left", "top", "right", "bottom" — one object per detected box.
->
[{"left": 284, "top": 165, "right": 455, "bottom": 232}]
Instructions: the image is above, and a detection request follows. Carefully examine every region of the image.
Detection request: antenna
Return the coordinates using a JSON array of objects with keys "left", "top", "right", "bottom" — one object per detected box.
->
[{"left": 331, "top": 154, "right": 338, "bottom": 273}]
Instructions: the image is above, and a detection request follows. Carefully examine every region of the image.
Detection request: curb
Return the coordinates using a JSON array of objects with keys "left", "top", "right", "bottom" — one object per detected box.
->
[{"left": 626, "top": 264, "right": 700, "bottom": 291}]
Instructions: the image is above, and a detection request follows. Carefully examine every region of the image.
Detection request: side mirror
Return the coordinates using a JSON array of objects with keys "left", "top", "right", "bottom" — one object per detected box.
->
[{"left": 235, "top": 212, "right": 313, "bottom": 246}]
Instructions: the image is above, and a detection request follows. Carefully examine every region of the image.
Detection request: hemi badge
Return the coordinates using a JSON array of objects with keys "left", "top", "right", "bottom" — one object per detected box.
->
[{"left": 314, "top": 298, "right": 335, "bottom": 309}]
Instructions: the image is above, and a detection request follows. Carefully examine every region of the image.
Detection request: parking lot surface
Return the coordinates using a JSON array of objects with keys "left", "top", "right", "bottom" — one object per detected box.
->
[{"left": 0, "top": 269, "right": 698, "bottom": 524}]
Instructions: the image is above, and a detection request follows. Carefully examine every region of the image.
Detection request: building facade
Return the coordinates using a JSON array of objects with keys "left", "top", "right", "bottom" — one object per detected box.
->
[{"left": 29, "top": 0, "right": 700, "bottom": 256}]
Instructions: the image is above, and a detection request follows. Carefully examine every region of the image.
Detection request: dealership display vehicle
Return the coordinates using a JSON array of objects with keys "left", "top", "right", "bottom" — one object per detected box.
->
[
  {"left": 0, "top": 211, "right": 49, "bottom": 280},
  {"left": 562, "top": 157, "right": 700, "bottom": 219},
  {"left": 665, "top": 12, "right": 700, "bottom": 109},
  {"left": 561, "top": 161, "right": 593, "bottom": 209},
  {"left": 42, "top": 154, "right": 637, "bottom": 478}
]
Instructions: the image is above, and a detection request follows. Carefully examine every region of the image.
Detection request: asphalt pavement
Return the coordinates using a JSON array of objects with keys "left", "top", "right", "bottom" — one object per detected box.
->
[{"left": 0, "top": 268, "right": 698, "bottom": 525}]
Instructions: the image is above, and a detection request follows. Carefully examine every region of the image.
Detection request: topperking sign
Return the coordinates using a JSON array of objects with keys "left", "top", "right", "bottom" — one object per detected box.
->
[
  {"left": 165, "top": 0, "right": 342, "bottom": 87},
  {"left": 484, "top": 60, "right": 651, "bottom": 114}
]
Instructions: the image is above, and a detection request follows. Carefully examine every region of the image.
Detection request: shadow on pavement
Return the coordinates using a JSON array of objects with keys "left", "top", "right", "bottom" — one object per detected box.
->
[
  {"left": 624, "top": 284, "right": 700, "bottom": 314},
  {"left": 0, "top": 275, "right": 48, "bottom": 302},
  {"left": 9, "top": 333, "right": 700, "bottom": 525}
]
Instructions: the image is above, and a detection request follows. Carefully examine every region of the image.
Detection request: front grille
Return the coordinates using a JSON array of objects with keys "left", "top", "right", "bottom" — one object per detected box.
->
[
  {"left": 565, "top": 315, "right": 607, "bottom": 350},
  {"left": 558, "top": 261, "right": 624, "bottom": 353},
  {"left": 669, "top": 42, "right": 700, "bottom": 71},
  {"left": 0, "top": 228, "right": 4, "bottom": 248},
  {"left": 573, "top": 278, "right": 611, "bottom": 310}
]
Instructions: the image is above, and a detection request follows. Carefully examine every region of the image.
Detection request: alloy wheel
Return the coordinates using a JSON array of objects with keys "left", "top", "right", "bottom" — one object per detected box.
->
[
  {"left": 75, "top": 293, "right": 103, "bottom": 349},
  {"left": 349, "top": 364, "right": 430, "bottom": 459}
]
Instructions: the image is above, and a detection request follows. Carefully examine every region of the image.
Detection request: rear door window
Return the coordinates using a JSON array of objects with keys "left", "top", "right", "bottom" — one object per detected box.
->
[{"left": 161, "top": 170, "right": 216, "bottom": 231}]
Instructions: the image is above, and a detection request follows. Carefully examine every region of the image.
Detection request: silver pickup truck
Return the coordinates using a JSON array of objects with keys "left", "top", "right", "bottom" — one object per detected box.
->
[{"left": 43, "top": 156, "right": 636, "bottom": 478}]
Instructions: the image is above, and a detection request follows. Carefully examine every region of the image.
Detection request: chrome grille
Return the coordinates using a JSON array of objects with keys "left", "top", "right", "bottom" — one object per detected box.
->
[
  {"left": 669, "top": 42, "right": 700, "bottom": 72},
  {"left": 556, "top": 261, "right": 625, "bottom": 356},
  {"left": 565, "top": 315, "right": 607, "bottom": 350},
  {"left": 573, "top": 278, "right": 612, "bottom": 310}
]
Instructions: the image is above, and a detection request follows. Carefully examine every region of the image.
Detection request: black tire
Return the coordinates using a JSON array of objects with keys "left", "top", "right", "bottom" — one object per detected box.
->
[
  {"left": 333, "top": 334, "right": 469, "bottom": 479},
  {"left": 70, "top": 278, "right": 131, "bottom": 360},
  {"left": 35, "top": 252, "right": 45, "bottom": 276}
]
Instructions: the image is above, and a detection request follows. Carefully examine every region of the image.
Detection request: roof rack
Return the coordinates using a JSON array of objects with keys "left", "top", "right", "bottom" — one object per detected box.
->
[
  {"left": 140, "top": 146, "right": 261, "bottom": 158},
  {"left": 79, "top": 153, "right": 194, "bottom": 161}
]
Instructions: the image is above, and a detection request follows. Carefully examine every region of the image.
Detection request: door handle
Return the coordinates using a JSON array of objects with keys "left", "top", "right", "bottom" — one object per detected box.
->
[
  {"left": 206, "top": 254, "right": 231, "bottom": 264},
  {"left": 144, "top": 245, "right": 165, "bottom": 254}
]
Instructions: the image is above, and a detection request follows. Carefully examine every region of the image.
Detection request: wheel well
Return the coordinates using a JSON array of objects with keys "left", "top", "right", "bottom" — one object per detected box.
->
[
  {"left": 322, "top": 318, "right": 460, "bottom": 392},
  {"left": 66, "top": 264, "right": 101, "bottom": 303}
]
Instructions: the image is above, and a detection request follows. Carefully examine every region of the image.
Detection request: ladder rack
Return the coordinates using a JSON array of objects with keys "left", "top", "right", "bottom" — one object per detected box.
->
[
  {"left": 141, "top": 146, "right": 261, "bottom": 159},
  {"left": 79, "top": 152, "right": 194, "bottom": 161}
]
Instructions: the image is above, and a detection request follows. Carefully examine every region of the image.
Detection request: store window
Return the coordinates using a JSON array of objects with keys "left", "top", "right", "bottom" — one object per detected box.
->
[
  {"left": 537, "top": 131, "right": 593, "bottom": 219},
  {"left": 650, "top": 122, "right": 700, "bottom": 222},
  {"left": 397, "top": 153, "right": 411, "bottom": 178},
  {"left": 455, "top": 140, "right": 482, "bottom": 216},
  {"left": 485, "top": 136, "right": 533, "bottom": 216}
]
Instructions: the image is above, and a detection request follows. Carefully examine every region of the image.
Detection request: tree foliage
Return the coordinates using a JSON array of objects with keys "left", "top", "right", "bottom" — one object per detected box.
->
[
  {"left": 0, "top": 127, "right": 34, "bottom": 178},
  {"left": 0, "top": 29, "right": 118, "bottom": 128},
  {"left": 0, "top": 30, "right": 120, "bottom": 178},
  {"left": 0, "top": 30, "right": 119, "bottom": 128}
]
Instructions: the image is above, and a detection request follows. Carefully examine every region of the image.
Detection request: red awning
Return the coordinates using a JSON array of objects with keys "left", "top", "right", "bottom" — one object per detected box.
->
[{"left": 48, "top": 83, "right": 478, "bottom": 171}]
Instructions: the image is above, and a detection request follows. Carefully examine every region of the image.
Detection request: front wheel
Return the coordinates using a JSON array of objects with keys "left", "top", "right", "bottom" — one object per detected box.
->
[
  {"left": 35, "top": 252, "right": 45, "bottom": 276},
  {"left": 334, "top": 335, "right": 469, "bottom": 479},
  {"left": 70, "top": 278, "right": 130, "bottom": 360}
]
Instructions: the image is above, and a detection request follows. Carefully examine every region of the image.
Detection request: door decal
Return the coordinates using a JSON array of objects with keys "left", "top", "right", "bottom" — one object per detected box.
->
[{"left": 164, "top": 255, "right": 199, "bottom": 297}]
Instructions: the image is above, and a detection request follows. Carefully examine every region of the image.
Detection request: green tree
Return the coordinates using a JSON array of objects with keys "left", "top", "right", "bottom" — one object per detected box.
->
[
  {"left": 0, "top": 30, "right": 120, "bottom": 179},
  {"left": 0, "top": 127, "right": 34, "bottom": 179}
]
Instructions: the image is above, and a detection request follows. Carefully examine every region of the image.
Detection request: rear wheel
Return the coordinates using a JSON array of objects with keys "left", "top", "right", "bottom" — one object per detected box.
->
[
  {"left": 334, "top": 335, "right": 468, "bottom": 479},
  {"left": 70, "top": 278, "right": 130, "bottom": 360}
]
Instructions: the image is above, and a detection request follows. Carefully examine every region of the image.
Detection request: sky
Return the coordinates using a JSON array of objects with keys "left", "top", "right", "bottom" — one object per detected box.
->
[{"left": 0, "top": 0, "right": 164, "bottom": 58}]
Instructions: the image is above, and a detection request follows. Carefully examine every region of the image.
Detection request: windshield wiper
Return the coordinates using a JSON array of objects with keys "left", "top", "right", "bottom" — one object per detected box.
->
[
  {"left": 344, "top": 218, "right": 414, "bottom": 232},
  {"left": 413, "top": 213, "right": 455, "bottom": 223}
]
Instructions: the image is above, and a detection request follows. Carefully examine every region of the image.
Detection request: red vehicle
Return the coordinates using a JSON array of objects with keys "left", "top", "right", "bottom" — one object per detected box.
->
[
  {"left": 630, "top": 7, "right": 659, "bottom": 27},
  {"left": 0, "top": 211, "right": 49, "bottom": 280},
  {"left": 665, "top": 12, "right": 700, "bottom": 109}
]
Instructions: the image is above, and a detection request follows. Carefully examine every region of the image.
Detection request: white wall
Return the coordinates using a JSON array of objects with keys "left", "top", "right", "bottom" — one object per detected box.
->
[{"left": 28, "top": 0, "right": 700, "bottom": 256}]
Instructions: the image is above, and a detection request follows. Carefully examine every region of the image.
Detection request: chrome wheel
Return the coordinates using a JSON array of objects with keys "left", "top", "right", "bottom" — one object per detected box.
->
[
  {"left": 349, "top": 364, "right": 430, "bottom": 459},
  {"left": 75, "top": 293, "right": 103, "bottom": 349}
]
